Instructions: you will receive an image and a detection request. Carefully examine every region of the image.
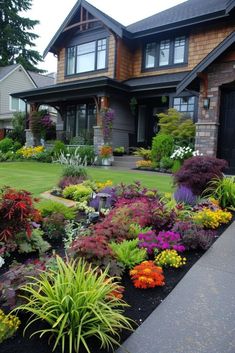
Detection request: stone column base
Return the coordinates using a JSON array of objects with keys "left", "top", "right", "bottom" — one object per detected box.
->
[
  {"left": 93, "top": 126, "right": 104, "bottom": 154},
  {"left": 25, "top": 129, "right": 34, "bottom": 147},
  {"left": 195, "top": 122, "right": 219, "bottom": 156}
]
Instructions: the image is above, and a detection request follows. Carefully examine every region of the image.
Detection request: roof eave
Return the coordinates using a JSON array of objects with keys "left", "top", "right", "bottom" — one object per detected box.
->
[
  {"left": 11, "top": 77, "right": 129, "bottom": 101},
  {"left": 129, "top": 11, "right": 228, "bottom": 39},
  {"left": 176, "top": 31, "right": 235, "bottom": 95},
  {"left": 226, "top": 0, "right": 235, "bottom": 13}
]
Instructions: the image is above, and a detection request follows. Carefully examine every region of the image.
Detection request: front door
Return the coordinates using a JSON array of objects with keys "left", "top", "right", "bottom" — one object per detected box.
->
[{"left": 217, "top": 87, "right": 235, "bottom": 174}]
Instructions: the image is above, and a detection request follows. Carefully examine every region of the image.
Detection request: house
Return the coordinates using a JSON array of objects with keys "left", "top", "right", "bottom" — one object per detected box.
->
[
  {"left": 11, "top": 0, "right": 235, "bottom": 171},
  {"left": 0, "top": 64, "right": 55, "bottom": 135}
]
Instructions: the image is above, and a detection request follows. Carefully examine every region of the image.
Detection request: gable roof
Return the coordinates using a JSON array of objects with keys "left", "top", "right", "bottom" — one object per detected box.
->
[
  {"left": 176, "top": 31, "right": 235, "bottom": 94},
  {"left": 28, "top": 71, "right": 55, "bottom": 87},
  {"left": 127, "top": 0, "right": 230, "bottom": 36},
  {"left": 0, "top": 64, "right": 20, "bottom": 81},
  {"left": 0, "top": 64, "right": 55, "bottom": 88},
  {"left": 43, "top": 0, "right": 125, "bottom": 57}
]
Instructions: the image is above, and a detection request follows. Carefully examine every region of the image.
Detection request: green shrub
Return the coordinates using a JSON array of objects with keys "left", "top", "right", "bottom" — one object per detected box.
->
[
  {"left": 151, "top": 134, "right": 174, "bottom": 164},
  {"left": 0, "top": 138, "right": 14, "bottom": 153},
  {"left": 157, "top": 108, "right": 196, "bottom": 144},
  {"left": 52, "top": 140, "right": 67, "bottom": 156},
  {"left": 6, "top": 112, "right": 26, "bottom": 145},
  {"left": 110, "top": 239, "right": 147, "bottom": 269},
  {"left": 160, "top": 156, "right": 174, "bottom": 170},
  {"left": 33, "top": 150, "right": 53, "bottom": 163},
  {"left": 16, "top": 257, "right": 132, "bottom": 353},
  {"left": 204, "top": 176, "right": 235, "bottom": 209},
  {"left": 38, "top": 200, "right": 76, "bottom": 220},
  {"left": 63, "top": 184, "right": 92, "bottom": 202},
  {"left": 62, "top": 165, "right": 88, "bottom": 179}
]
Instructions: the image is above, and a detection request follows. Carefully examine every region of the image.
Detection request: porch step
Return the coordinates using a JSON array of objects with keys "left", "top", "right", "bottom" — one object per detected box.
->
[{"left": 112, "top": 155, "right": 141, "bottom": 169}]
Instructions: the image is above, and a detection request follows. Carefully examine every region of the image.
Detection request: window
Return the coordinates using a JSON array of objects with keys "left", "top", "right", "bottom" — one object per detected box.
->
[
  {"left": 143, "top": 36, "right": 187, "bottom": 69},
  {"left": 173, "top": 97, "right": 195, "bottom": 118},
  {"left": 10, "top": 97, "right": 26, "bottom": 111},
  {"left": 67, "top": 38, "right": 107, "bottom": 75},
  {"left": 66, "top": 103, "right": 96, "bottom": 138},
  {"left": 174, "top": 37, "right": 186, "bottom": 64},
  {"left": 145, "top": 43, "right": 156, "bottom": 69},
  {"left": 137, "top": 106, "right": 146, "bottom": 142},
  {"left": 159, "top": 40, "right": 170, "bottom": 66}
]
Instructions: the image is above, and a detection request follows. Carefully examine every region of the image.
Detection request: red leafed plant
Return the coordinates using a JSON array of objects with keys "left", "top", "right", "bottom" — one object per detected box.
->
[
  {"left": 130, "top": 261, "right": 165, "bottom": 289},
  {"left": 0, "top": 187, "right": 41, "bottom": 242}
]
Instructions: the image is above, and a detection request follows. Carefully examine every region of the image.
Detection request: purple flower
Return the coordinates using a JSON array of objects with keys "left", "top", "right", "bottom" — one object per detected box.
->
[{"left": 174, "top": 186, "right": 197, "bottom": 206}]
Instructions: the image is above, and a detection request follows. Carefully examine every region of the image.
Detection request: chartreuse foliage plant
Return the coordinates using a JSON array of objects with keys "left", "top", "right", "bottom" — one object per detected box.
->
[
  {"left": 62, "top": 184, "right": 92, "bottom": 202},
  {"left": 0, "top": 309, "right": 20, "bottom": 343},
  {"left": 110, "top": 239, "right": 147, "bottom": 269},
  {"left": 155, "top": 250, "right": 186, "bottom": 268},
  {"left": 38, "top": 200, "right": 76, "bottom": 220},
  {"left": 193, "top": 208, "right": 232, "bottom": 229},
  {"left": 17, "top": 257, "right": 132, "bottom": 353},
  {"left": 204, "top": 176, "right": 235, "bottom": 209}
]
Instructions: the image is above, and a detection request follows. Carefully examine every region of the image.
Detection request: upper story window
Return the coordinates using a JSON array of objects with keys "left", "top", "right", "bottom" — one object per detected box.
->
[
  {"left": 143, "top": 36, "right": 187, "bottom": 70},
  {"left": 67, "top": 38, "right": 107, "bottom": 75},
  {"left": 10, "top": 97, "right": 26, "bottom": 111}
]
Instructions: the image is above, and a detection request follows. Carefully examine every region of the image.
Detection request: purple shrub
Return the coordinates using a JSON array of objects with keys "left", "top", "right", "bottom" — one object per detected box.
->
[
  {"left": 174, "top": 185, "right": 197, "bottom": 206},
  {"left": 172, "top": 221, "right": 217, "bottom": 250},
  {"left": 174, "top": 156, "right": 228, "bottom": 195},
  {"left": 58, "top": 176, "right": 84, "bottom": 189}
]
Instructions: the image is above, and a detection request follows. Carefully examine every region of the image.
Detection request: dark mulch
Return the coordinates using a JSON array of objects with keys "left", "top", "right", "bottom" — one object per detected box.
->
[{"left": 1, "top": 214, "right": 234, "bottom": 353}]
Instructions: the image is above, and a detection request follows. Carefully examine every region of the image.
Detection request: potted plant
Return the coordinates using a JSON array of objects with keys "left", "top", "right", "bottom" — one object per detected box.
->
[
  {"left": 100, "top": 145, "right": 113, "bottom": 166},
  {"left": 113, "top": 146, "right": 125, "bottom": 156}
]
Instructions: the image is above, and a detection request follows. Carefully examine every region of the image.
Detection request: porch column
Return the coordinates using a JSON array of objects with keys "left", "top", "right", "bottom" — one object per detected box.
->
[
  {"left": 93, "top": 96, "right": 109, "bottom": 154},
  {"left": 195, "top": 74, "right": 220, "bottom": 156},
  {"left": 25, "top": 103, "right": 39, "bottom": 146}
]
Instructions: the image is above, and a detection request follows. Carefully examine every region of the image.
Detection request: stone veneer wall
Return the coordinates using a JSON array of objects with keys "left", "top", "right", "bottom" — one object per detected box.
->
[{"left": 195, "top": 60, "right": 235, "bottom": 156}]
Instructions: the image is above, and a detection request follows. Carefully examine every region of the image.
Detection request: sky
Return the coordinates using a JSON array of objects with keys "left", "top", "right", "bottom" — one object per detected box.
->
[{"left": 27, "top": 0, "right": 186, "bottom": 73}]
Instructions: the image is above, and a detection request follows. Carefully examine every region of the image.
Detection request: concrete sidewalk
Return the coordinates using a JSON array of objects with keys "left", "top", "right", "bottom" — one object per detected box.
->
[{"left": 117, "top": 222, "right": 235, "bottom": 353}]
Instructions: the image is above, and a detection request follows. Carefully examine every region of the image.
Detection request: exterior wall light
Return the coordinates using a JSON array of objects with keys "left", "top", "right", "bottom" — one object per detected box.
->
[{"left": 203, "top": 97, "right": 210, "bottom": 109}]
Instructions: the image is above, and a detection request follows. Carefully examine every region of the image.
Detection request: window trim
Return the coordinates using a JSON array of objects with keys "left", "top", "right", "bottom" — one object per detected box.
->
[
  {"left": 170, "top": 94, "right": 198, "bottom": 123},
  {"left": 142, "top": 36, "right": 188, "bottom": 72},
  {"left": 65, "top": 37, "right": 108, "bottom": 76},
  {"left": 9, "top": 96, "right": 26, "bottom": 112}
]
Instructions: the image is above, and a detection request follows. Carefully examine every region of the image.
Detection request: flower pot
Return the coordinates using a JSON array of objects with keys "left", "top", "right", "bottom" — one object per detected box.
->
[{"left": 102, "top": 158, "right": 112, "bottom": 166}]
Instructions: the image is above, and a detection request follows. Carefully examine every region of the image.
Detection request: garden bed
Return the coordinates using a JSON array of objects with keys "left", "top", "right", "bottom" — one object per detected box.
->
[{"left": 1, "top": 214, "right": 233, "bottom": 353}]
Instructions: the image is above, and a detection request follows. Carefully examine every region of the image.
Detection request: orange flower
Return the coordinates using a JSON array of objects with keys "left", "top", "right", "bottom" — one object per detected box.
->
[{"left": 130, "top": 261, "right": 165, "bottom": 289}]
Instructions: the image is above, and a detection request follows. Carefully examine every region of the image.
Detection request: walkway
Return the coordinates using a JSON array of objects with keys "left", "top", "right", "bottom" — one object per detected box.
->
[{"left": 117, "top": 221, "right": 235, "bottom": 353}]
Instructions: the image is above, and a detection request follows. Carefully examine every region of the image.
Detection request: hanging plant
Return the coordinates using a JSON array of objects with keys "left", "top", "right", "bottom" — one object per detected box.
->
[
  {"left": 100, "top": 108, "right": 115, "bottom": 143},
  {"left": 129, "top": 97, "right": 138, "bottom": 116}
]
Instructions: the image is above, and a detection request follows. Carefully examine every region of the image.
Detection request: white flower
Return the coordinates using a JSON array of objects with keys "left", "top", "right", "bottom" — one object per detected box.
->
[{"left": 0, "top": 256, "right": 5, "bottom": 268}]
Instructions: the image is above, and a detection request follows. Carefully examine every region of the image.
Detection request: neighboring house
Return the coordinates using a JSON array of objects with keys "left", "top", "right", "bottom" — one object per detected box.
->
[
  {"left": 11, "top": 0, "right": 235, "bottom": 172},
  {"left": 0, "top": 64, "right": 55, "bottom": 130}
]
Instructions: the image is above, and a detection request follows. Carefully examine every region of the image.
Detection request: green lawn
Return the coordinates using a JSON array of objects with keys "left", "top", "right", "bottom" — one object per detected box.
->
[{"left": 0, "top": 162, "right": 173, "bottom": 197}]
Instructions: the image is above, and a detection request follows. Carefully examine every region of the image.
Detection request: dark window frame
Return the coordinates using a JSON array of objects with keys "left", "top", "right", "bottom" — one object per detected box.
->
[
  {"left": 66, "top": 37, "right": 108, "bottom": 76},
  {"left": 142, "top": 36, "right": 188, "bottom": 71}
]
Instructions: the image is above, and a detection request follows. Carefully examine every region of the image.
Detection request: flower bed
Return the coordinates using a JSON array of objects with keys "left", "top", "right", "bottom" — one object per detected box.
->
[{"left": 0, "top": 164, "right": 235, "bottom": 353}]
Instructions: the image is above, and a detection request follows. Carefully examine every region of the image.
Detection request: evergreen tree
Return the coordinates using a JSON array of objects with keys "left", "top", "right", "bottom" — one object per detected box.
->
[{"left": 0, "top": 0, "right": 44, "bottom": 72}]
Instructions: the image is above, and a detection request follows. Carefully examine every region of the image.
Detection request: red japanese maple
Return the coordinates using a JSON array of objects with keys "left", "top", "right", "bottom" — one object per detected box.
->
[{"left": 0, "top": 187, "right": 41, "bottom": 242}]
